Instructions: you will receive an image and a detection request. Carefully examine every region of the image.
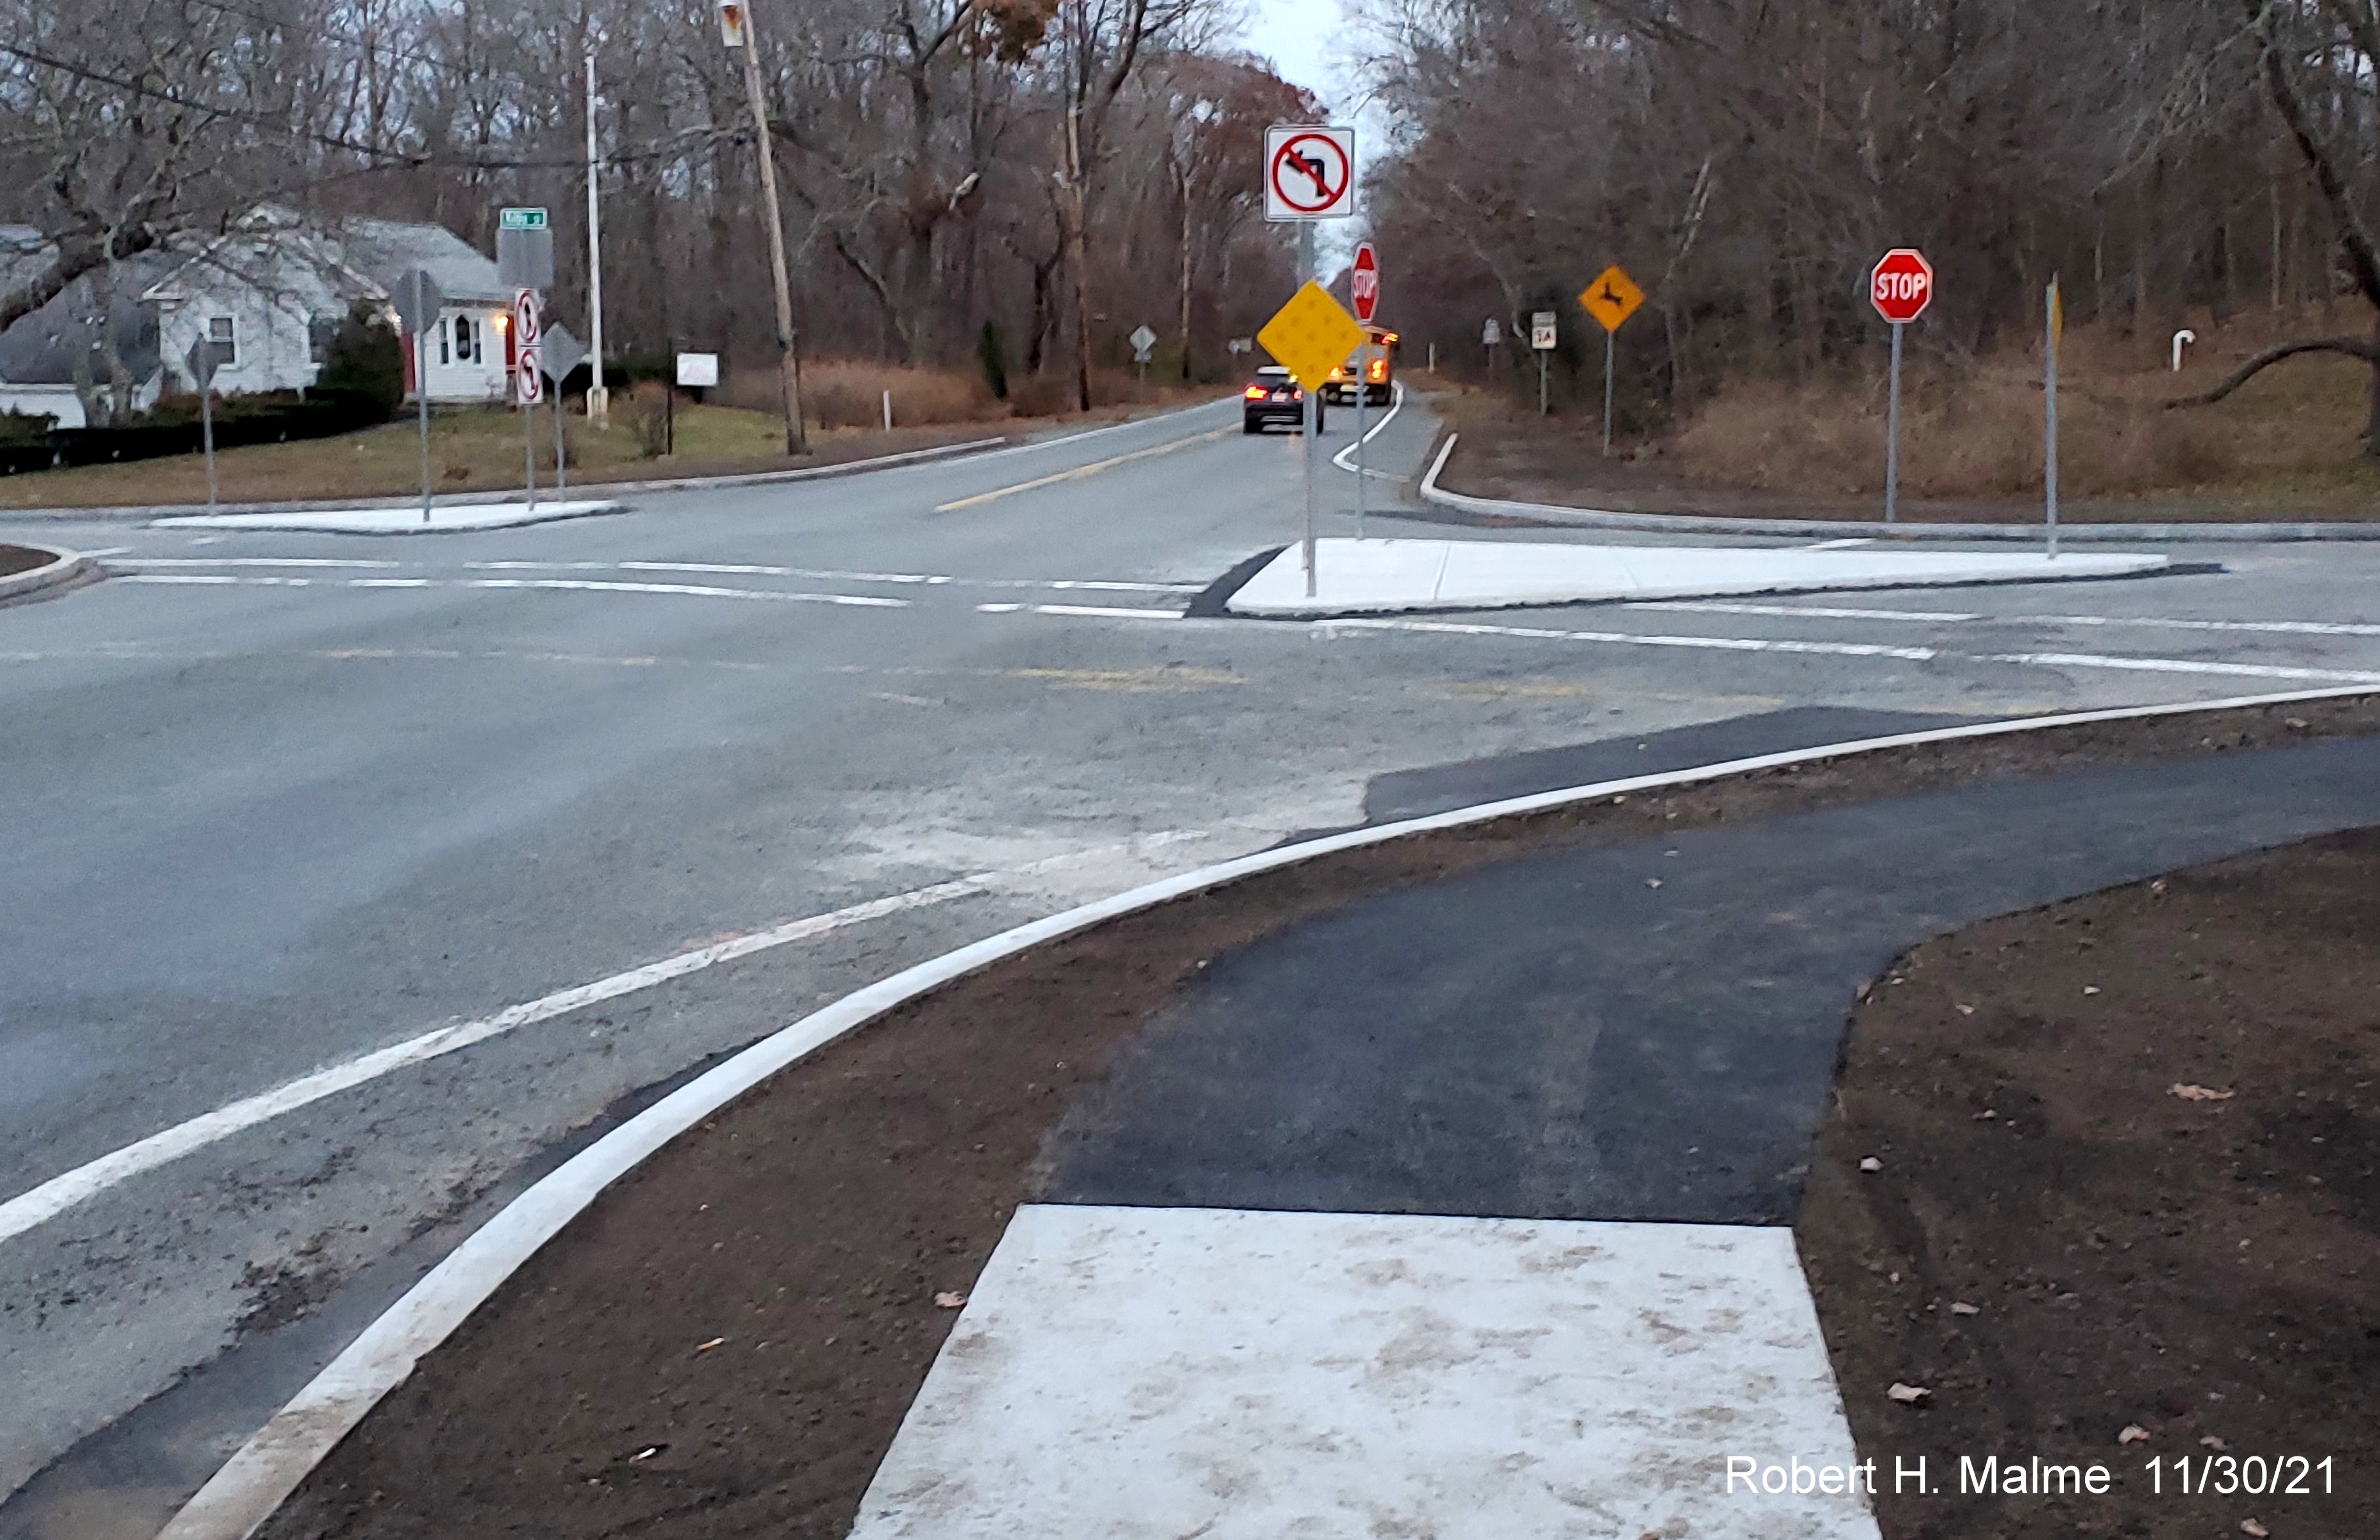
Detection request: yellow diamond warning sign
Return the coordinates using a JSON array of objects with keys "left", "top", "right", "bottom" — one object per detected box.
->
[
  {"left": 1258, "top": 281, "right": 1366, "bottom": 391},
  {"left": 1579, "top": 264, "right": 1646, "bottom": 333}
]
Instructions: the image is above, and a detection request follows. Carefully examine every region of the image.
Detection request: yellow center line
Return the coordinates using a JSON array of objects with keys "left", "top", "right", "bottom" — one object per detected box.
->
[{"left": 935, "top": 426, "right": 1234, "bottom": 511}]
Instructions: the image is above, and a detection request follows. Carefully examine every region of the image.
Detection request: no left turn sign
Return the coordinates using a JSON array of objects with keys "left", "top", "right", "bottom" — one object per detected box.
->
[{"left": 1265, "top": 125, "right": 1356, "bottom": 221}]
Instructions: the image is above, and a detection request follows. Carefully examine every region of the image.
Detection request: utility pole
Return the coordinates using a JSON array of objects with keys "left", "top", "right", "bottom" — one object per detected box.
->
[
  {"left": 584, "top": 46, "right": 608, "bottom": 428},
  {"left": 720, "top": 0, "right": 806, "bottom": 455}
]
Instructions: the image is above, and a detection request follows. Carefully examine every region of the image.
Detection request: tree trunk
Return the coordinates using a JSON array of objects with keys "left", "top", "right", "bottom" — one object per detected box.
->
[
  {"left": 2367, "top": 316, "right": 2380, "bottom": 458},
  {"left": 1177, "top": 165, "right": 1194, "bottom": 382},
  {"left": 1064, "top": 108, "right": 1094, "bottom": 414}
]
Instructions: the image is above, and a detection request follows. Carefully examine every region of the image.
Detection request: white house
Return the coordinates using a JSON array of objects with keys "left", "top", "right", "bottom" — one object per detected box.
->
[
  {"left": 142, "top": 207, "right": 517, "bottom": 405},
  {"left": 0, "top": 227, "right": 167, "bottom": 430},
  {"left": 1, "top": 208, "right": 523, "bottom": 428}
]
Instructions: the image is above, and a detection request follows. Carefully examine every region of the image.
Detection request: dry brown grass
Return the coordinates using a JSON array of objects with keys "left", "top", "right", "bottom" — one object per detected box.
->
[
  {"left": 1669, "top": 310, "right": 2377, "bottom": 502},
  {"left": 713, "top": 360, "right": 1000, "bottom": 428}
]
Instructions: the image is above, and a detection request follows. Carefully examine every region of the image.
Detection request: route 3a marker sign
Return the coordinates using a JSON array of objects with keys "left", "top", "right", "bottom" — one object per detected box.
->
[
  {"left": 1265, "top": 125, "right": 1357, "bottom": 221},
  {"left": 1871, "top": 248, "right": 1934, "bottom": 325},
  {"left": 1350, "top": 242, "right": 1380, "bottom": 323}
]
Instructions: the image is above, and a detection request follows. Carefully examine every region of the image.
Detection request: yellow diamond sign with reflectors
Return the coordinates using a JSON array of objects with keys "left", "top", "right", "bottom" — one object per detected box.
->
[
  {"left": 1579, "top": 264, "right": 1646, "bottom": 333},
  {"left": 1258, "top": 281, "right": 1366, "bottom": 391}
]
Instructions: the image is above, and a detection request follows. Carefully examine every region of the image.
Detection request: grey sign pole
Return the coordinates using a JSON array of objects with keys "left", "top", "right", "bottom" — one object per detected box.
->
[
  {"left": 1353, "top": 338, "right": 1367, "bottom": 542},
  {"left": 2045, "top": 282, "right": 2060, "bottom": 559},
  {"left": 1885, "top": 320, "right": 1904, "bottom": 526},
  {"left": 1602, "top": 333, "right": 1616, "bottom": 456},
  {"left": 393, "top": 269, "right": 444, "bottom": 525},
  {"left": 185, "top": 339, "right": 220, "bottom": 512},
  {"left": 1299, "top": 222, "right": 1318, "bottom": 599},
  {"left": 541, "top": 324, "right": 587, "bottom": 498}
]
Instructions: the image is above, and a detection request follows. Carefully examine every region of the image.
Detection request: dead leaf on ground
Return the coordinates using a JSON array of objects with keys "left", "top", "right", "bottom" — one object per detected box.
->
[
  {"left": 2201, "top": 1435, "right": 2228, "bottom": 1451},
  {"left": 1954, "top": 1003, "right": 1975, "bottom": 1015},
  {"left": 694, "top": 1336, "right": 725, "bottom": 1354},
  {"left": 2118, "top": 1424, "right": 2151, "bottom": 1444},
  {"left": 2171, "top": 1084, "right": 2236, "bottom": 1102},
  {"left": 1950, "top": 1301, "right": 1980, "bottom": 1315},
  {"left": 2239, "top": 1520, "right": 2268, "bottom": 1537},
  {"left": 1886, "top": 1382, "right": 1931, "bottom": 1404},
  {"left": 1859, "top": 1156, "right": 1884, "bottom": 1172},
  {"left": 933, "top": 1290, "right": 969, "bottom": 1309}
]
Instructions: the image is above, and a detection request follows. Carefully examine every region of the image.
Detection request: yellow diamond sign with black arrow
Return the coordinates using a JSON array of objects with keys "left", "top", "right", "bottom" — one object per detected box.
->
[
  {"left": 1579, "top": 264, "right": 1646, "bottom": 333},
  {"left": 1258, "top": 281, "right": 1366, "bottom": 391}
]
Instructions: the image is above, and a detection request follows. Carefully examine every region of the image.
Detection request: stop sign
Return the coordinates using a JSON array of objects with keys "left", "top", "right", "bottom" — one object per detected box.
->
[
  {"left": 1350, "top": 242, "right": 1380, "bottom": 324},
  {"left": 1871, "top": 248, "right": 1934, "bottom": 324}
]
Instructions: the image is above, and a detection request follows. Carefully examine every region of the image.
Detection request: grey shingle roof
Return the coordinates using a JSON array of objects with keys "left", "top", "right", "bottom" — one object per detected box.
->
[
  {"left": 328, "top": 217, "right": 511, "bottom": 304},
  {"left": 0, "top": 249, "right": 169, "bottom": 387}
]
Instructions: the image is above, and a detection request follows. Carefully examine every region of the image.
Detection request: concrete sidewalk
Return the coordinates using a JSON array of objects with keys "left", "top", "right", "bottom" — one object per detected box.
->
[
  {"left": 1224, "top": 536, "right": 2169, "bottom": 617},
  {"left": 151, "top": 498, "right": 622, "bottom": 534},
  {"left": 870, "top": 731, "right": 2380, "bottom": 1536}
]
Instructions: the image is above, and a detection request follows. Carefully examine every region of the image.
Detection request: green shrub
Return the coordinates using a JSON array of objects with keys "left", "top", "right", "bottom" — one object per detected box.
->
[{"left": 315, "top": 301, "right": 405, "bottom": 419}]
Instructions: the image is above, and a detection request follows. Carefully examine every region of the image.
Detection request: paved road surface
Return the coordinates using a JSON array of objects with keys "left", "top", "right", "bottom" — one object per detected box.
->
[{"left": 4, "top": 392, "right": 2380, "bottom": 1535}]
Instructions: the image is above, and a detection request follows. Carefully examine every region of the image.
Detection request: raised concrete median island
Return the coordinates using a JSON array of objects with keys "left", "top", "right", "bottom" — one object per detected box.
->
[
  {"left": 151, "top": 498, "right": 625, "bottom": 535},
  {"left": 1222, "top": 537, "right": 2169, "bottom": 618},
  {"left": 0, "top": 541, "right": 97, "bottom": 603},
  {"left": 175, "top": 690, "right": 2380, "bottom": 1540}
]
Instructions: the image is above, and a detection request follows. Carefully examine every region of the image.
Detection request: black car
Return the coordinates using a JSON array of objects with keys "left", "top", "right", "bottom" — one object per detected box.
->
[{"left": 1242, "top": 366, "right": 1327, "bottom": 434}]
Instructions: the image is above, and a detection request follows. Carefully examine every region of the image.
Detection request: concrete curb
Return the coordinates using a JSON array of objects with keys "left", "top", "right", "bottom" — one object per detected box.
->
[
  {"left": 151, "top": 498, "right": 628, "bottom": 537},
  {"left": 1420, "top": 434, "right": 2380, "bottom": 543},
  {"left": 0, "top": 438, "right": 1010, "bottom": 524},
  {"left": 0, "top": 542, "right": 96, "bottom": 604},
  {"left": 156, "top": 682, "right": 2380, "bottom": 1540}
]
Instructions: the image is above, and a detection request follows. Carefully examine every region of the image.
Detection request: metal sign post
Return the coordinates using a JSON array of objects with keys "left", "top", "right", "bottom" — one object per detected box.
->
[
  {"left": 1262, "top": 123, "right": 1358, "bottom": 599},
  {"left": 184, "top": 339, "right": 220, "bottom": 513},
  {"left": 1531, "top": 311, "right": 1555, "bottom": 416},
  {"left": 1886, "top": 321, "right": 1904, "bottom": 525},
  {"left": 393, "top": 268, "right": 444, "bottom": 524},
  {"left": 1350, "top": 241, "right": 1379, "bottom": 543},
  {"left": 2045, "top": 276, "right": 2062, "bottom": 558},
  {"left": 541, "top": 324, "right": 587, "bottom": 497},
  {"left": 1578, "top": 265, "right": 1645, "bottom": 458},
  {"left": 1869, "top": 248, "right": 1934, "bottom": 526},
  {"left": 1300, "top": 223, "right": 1318, "bottom": 598}
]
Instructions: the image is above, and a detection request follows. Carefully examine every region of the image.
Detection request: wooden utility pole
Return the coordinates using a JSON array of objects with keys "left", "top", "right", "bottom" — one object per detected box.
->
[{"left": 724, "top": 0, "right": 807, "bottom": 454}]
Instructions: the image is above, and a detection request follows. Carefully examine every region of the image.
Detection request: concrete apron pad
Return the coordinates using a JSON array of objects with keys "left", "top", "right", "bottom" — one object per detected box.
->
[
  {"left": 149, "top": 498, "right": 621, "bottom": 535},
  {"left": 1224, "top": 537, "right": 2168, "bottom": 617},
  {"left": 854, "top": 1205, "right": 1879, "bottom": 1540}
]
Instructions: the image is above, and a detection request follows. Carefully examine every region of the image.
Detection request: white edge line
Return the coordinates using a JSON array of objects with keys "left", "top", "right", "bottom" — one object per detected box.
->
[
  {"left": 158, "top": 680, "right": 2380, "bottom": 1540},
  {"left": 1329, "top": 382, "right": 1404, "bottom": 475}
]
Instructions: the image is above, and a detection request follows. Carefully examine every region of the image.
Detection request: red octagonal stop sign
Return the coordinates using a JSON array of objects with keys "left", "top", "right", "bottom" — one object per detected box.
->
[
  {"left": 1350, "top": 242, "right": 1380, "bottom": 324},
  {"left": 1871, "top": 248, "right": 1934, "bottom": 324}
]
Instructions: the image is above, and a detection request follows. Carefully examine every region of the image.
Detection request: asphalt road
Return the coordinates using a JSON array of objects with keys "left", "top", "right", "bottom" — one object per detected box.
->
[{"left": 5, "top": 390, "right": 2380, "bottom": 1536}]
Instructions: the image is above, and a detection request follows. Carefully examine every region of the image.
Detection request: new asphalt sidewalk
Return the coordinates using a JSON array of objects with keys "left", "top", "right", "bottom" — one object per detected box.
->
[{"left": 221, "top": 698, "right": 2380, "bottom": 1540}]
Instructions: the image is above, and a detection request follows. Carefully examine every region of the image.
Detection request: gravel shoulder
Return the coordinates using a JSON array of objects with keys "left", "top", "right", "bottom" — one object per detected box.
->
[{"left": 1799, "top": 828, "right": 2380, "bottom": 1539}]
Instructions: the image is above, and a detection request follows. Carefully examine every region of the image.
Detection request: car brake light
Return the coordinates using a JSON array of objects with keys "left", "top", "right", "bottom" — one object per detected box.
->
[
  {"left": 1369, "top": 359, "right": 1387, "bottom": 381},
  {"left": 1244, "top": 385, "right": 1268, "bottom": 399}
]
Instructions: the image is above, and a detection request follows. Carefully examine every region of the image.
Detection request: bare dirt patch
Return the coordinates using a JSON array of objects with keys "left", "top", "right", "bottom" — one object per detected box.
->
[
  {"left": 0, "top": 543, "right": 52, "bottom": 578},
  {"left": 257, "top": 694, "right": 2380, "bottom": 1540},
  {"left": 1799, "top": 830, "right": 2380, "bottom": 1539}
]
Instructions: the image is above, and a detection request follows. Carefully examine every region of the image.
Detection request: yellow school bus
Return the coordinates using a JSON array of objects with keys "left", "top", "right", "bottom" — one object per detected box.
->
[{"left": 1324, "top": 326, "right": 1398, "bottom": 407}]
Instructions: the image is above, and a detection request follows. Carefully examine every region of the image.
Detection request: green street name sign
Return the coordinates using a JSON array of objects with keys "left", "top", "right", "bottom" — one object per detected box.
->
[{"left": 499, "top": 207, "right": 548, "bottom": 230}]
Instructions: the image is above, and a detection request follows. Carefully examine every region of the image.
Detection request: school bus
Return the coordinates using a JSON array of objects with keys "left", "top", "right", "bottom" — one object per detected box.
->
[{"left": 1323, "top": 326, "right": 1398, "bottom": 408}]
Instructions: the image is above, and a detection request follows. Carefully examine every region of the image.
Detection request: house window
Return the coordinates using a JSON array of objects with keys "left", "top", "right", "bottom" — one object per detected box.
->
[
  {"left": 207, "top": 315, "right": 237, "bottom": 366},
  {"left": 438, "top": 316, "right": 451, "bottom": 365},
  {"left": 452, "top": 313, "right": 476, "bottom": 364}
]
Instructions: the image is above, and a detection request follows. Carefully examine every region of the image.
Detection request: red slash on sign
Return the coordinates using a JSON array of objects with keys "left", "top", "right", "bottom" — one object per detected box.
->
[{"left": 1263, "top": 125, "right": 1356, "bottom": 221}]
